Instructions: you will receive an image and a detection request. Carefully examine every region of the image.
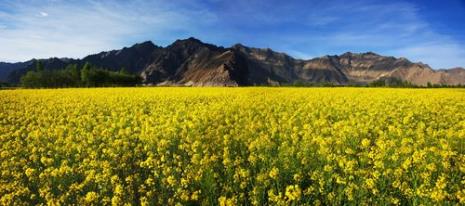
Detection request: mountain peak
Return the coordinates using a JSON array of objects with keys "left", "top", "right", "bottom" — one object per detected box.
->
[
  {"left": 363, "top": 51, "right": 380, "bottom": 56},
  {"left": 186, "top": 37, "right": 201, "bottom": 42},
  {"left": 341, "top": 52, "right": 353, "bottom": 56},
  {"left": 232, "top": 43, "right": 246, "bottom": 48},
  {"left": 168, "top": 37, "right": 223, "bottom": 52},
  {"left": 341, "top": 51, "right": 380, "bottom": 57},
  {"left": 132, "top": 41, "right": 157, "bottom": 48},
  {"left": 172, "top": 37, "right": 203, "bottom": 45},
  {"left": 2, "top": 37, "right": 465, "bottom": 86}
]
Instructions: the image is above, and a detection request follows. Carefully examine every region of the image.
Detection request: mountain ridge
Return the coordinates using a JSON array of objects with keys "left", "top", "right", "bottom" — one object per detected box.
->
[{"left": 1, "top": 37, "right": 464, "bottom": 86}]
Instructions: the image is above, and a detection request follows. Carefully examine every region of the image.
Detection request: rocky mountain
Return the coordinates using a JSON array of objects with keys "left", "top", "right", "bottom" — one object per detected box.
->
[
  {"left": 1, "top": 37, "right": 464, "bottom": 86},
  {"left": 324, "top": 52, "right": 465, "bottom": 85},
  {"left": 82, "top": 41, "right": 161, "bottom": 74},
  {"left": 141, "top": 38, "right": 248, "bottom": 86}
]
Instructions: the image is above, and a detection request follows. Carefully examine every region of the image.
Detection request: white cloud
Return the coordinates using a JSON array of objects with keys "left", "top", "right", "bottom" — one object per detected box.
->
[
  {"left": 389, "top": 42, "right": 465, "bottom": 69},
  {"left": 0, "top": 0, "right": 464, "bottom": 69},
  {"left": 271, "top": 1, "right": 465, "bottom": 69},
  {"left": 39, "top": 11, "right": 48, "bottom": 17},
  {"left": 0, "top": 0, "right": 217, "bottom": 62}
]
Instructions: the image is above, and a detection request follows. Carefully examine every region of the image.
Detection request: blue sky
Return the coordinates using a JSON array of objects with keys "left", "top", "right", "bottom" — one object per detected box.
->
[{"left": 0, "top": 0, "right": 465, "bottom": 69}]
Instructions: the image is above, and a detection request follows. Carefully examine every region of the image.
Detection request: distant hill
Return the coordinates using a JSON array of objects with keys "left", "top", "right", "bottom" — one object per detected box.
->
[
  {"left": 0, "top": 61, "right": 33, "bottom": 82},
  {"left": 1, "top": 37, "right": 464, "bottom": 86}
]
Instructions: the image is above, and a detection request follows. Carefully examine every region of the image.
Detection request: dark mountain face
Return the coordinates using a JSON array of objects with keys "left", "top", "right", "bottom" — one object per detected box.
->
[
  {"left": 82, "top": 41, "right": 160, "bottom": 74},
  {"left": 6, "top": 58, "right": 77, "bottom": 83},
  {"left": 141, "top": 38, "right": 249, "bottom": 86},
  {"left": 1, "top": 37, "right": 465, "bottom": 86},
  {"left": 0, "top": 61, "right": 33, "bottom": 82}
]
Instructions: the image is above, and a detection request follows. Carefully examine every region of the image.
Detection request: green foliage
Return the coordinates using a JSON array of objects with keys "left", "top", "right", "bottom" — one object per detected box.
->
[
  {"left": 290, "top": 80, "right": 338, "bottom": 87},
  {"left": 80, "top": 62, "right": 91, "bottom": 86},
  {"left": 20, "top": 62, "right": 141, "bottom": 88},
  {"left": 119, "top": 67, "right": 130, "bottom": 75},
  {"left": 367, "top": 77, "right": 415, "bottom": 87},
  {"left": 0, "top": 81, "right": 11, "bottom": 88},
  {"left": 426, "top": 81, "right": 465, "bottom": 88},
  {"left": 35, "top": 60, "right": 44, "bottom": 72}
]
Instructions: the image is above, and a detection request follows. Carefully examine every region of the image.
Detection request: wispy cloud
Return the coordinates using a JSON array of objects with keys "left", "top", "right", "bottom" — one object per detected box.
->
[
  {"left": 39, "top": 11, "right": 48, "bottom": 17},
  {"left": 0, "top": 0, "right": 217, "bottom": 62},
  {"left": 266, "top": 0, "right": 465, "bottom": 69},
  {"left": 0, "top": 0, "right": 464, "bottom": 69},
  {"left": 390, "top": 42, "right": 465, "bottom": 69}
]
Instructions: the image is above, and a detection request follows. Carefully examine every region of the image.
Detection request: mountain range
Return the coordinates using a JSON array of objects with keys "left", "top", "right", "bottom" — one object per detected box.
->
[{"left": 1, "top": 37, "right": 465, "bottom": 86}]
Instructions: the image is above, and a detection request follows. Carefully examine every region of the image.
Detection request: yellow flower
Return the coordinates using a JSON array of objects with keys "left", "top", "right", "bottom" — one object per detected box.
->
[
  {"left": 361, "top": 138, "right": 371, "bottom": 148},
  {"left": 84, "top": 192, "right": 98, "bottom": 204},
  {"left": 456, "top": 189, "right": 465, "bottom": 204},
  {"left": 1, "top": 87, "right": 464, "bottom": 205},
  {"left": 25, "top": 168, "right": 36, "bottom": 178},
  {"left": 218, "top": 196, "right": 236, "bottom": 206},
  {"left": 365, "top": 178, "right": 376, "bottom": 189},
  {"left": 269, "top": 167, "right": 279, "bottom": 180},
  {"left": 166, "top": 175, "right": 176, "bottom": 186},
  {"left": 285, "top": 185, "right": 302, "bottom": 201}
]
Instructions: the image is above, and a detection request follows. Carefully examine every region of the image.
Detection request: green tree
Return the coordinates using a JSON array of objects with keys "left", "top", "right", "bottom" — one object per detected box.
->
[
  {"left": 81, "top": 62, "right": 91, "bottom": 87},
  {"left": 20, "top": 71, "right": 41, "bottom": 88},
  {"left": 65, "top": 64, "right": 80, "bottom": 86},
  {"left": 20, "top": 62, "right": 141, "bottom": 88},
  {"left": 119, "top": 67, "right": 130, "bottom": 75},
  {"left": 35, "top": 61, "right": 44, "bottom": 72}
]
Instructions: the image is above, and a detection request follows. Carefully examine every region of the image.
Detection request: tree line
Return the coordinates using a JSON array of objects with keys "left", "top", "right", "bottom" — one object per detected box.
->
[
  {"left": 287, "top": 77, "right": 465, "bottom": 88},
  {"left": 20, "top": 61, "right": 141, "bottom": 88},
  {"left": 367, "top": 77, "right": 465, "bottom": 88}
]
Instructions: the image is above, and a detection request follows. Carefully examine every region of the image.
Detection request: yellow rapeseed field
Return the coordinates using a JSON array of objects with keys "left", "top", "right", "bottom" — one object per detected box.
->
[{"left": 1, "top": 87, "right": 465, "bottom": 205}]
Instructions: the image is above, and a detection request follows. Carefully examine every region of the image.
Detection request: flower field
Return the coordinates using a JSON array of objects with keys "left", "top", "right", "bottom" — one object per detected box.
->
[{"left": 1, "top": 87, "right": 465, "bottom": 205}]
